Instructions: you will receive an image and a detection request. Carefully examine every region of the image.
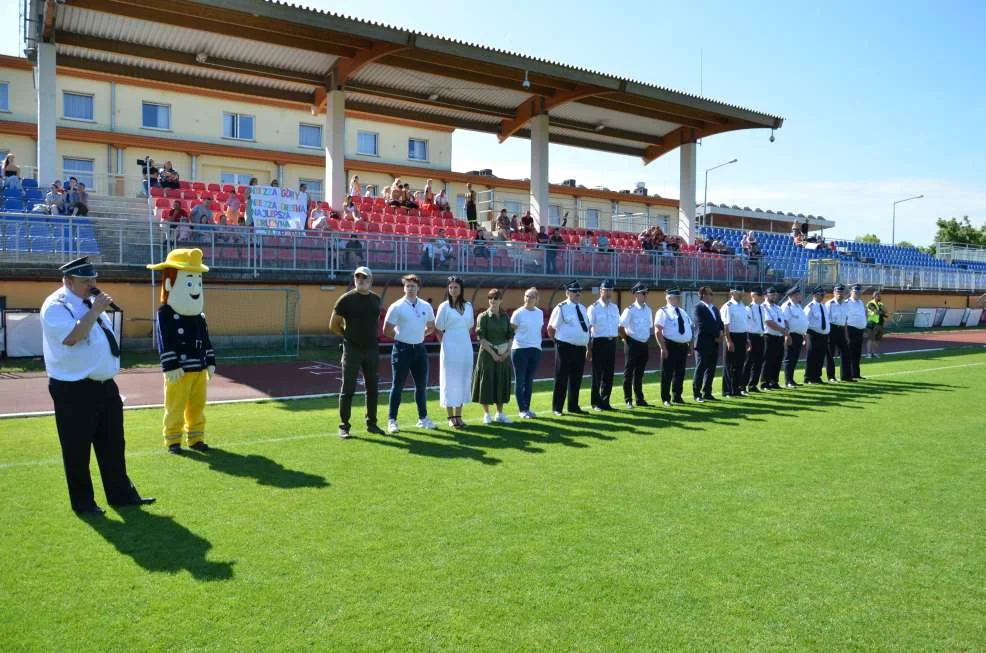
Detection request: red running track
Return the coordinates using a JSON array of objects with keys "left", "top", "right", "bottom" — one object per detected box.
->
[{"left": 2, "top": 329, "right": 984, "bottom": 417}]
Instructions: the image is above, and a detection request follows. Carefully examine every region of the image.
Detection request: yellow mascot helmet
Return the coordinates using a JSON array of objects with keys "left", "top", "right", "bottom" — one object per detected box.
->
[{"left": 146, "top": 248, "right": 210, "bottom": 272}]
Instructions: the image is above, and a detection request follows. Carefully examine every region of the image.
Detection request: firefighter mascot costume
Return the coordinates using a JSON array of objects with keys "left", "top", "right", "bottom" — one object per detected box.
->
[{"left": 147, "top": 248, "right": 216, "bottom": 454}]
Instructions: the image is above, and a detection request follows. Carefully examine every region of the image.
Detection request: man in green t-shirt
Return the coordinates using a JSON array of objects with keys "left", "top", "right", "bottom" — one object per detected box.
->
[
  {"left": 330, "top": 266, "right": 384, "bottom": 439},
  {"left": 865, "top": 290, "right": 887, "bottom": 359}
]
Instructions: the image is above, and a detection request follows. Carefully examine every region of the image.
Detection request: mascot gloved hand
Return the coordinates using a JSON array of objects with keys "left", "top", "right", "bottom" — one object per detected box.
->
[{"left": 147, "top": 248, "right": 216, "bottom": 455}]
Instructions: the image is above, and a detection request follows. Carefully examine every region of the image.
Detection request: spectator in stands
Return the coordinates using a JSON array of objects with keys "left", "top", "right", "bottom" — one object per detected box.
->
[
  {"left": 67, "top": 182, "right": 90, "bottom": 217},
  {"left": 421, "top": 234, "right": 452, "bottom": 270},
  {"left": 536, "top": 225, "right": 549, "bottom": 246},
  {"left": 349, "top": 175, "right": 361, "bottom": 197},
  {"left": 343, "top": 195, "right": 361, "bottom": 221},
  {"left": 271, "top": 179, "right": 280, "bottom": 188},
  {"left": 546, "top": 228, "right": 564, "bottom": 274},
  {"left": 298, "top": 183, "right": 309, "bottom": 211},
  {"left": 596, "top": 232, "right": 611, "bottom": 253},
  {"left": 140, "top": 159, "right": 158, "bottom": 195},
  {"left": 388, "top": 180, "right": 403, "bottom": 207},
  {"left": 800, "top": 220, "right": 809, "bottom": 239},
  {"left": 190, "top": 201, "right": 213, "bottom": 225},
  {"left": 829, "top": 239, "right": 838, "bottom": 253},
  {"left": 509, "top": 214, "right": 520, "bottom": 232},
  {"left": 309, "top": 205, "right": 328, "bottom": 230},
  {"left": 494, "top": 223, "right": 510, "bottom": 242},
  {"left": 496, "top": 209, "right": 510, "bottom": 233},
  {"left": 640, "top": 231, "right": 655, "bottom": 251},
  {"left": 225, "top": 194, "right": 241, "bottom": 223},
  {"left": 435, "top": 188, "right": 450, "bottom": 211},
  {"left": 159, "top": 161, "right": 180, "bottom": 190},
  {"left": 741, "top": 230, "right": 757, "bottom": 254},
  {"left": 560, "top": 212, "right": 569, "bottom": 228},
  {"left": 344, "top": 233, "right": 364, "bottom": 268},
  {"left": 580, "top": 231, "right": 595, "bottom": 250},
  {"left": 711, "top": 238, "right": 727, "bottom": 255},
  {"left": 410, "top": 189, "right": 422, "bottom": 209},
  {"left": 665, "top": 235, "right": 682, "bottom": 253},
  {"left": 473, "top": 227, "right": 491, "bottom": 259},
  {"left": 794, "top": 231, "right": 804, "bottom": 247},
  {"left": 2, "top": 153, "right": 22, "bottom": 192},
  {"left": 44, "top": 181, "right": 65, "bottom": 215},
  {"left": 423, "top": 179, "right": 434, "bottom": 206},
  {"left": 521, "top": 210, "right": 535, "bottom": 233},
  {"left": 465, "top": 183, "right": 478, "bottom": 230},
  {"left": 163, "top": 200, "right": 190, "bottom": 242},
  {"left": 364, "top": 186, "right": 374, "bottom": 197}
]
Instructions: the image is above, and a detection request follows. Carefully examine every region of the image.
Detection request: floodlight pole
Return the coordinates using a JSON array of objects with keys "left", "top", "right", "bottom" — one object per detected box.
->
[
  {"left": 891, "top": 194, "right": 923, "bottom": 245},
  {"left": 703, "top": 158, "right": 738, "bottom": 228}
]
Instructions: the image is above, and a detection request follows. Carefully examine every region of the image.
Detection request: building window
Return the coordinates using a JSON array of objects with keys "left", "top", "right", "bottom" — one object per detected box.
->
[
  {"left": 408, "top": 138, "right": 428, "bottom": 161},
  {"left": 503, "top": 200, "right": 522, "bottom": 217},
  {"left": 221, "top": 172, "right": 257, "bottom": 186},
  {"left": 0, "top": 82, "right": 9, "bottom": 112},
  {"left": 356, "top": 131, "right": 378, "bottom": 156},
  {"left": 223, "top": 112, "right": 254, "bottom": 141},
  {"left": 658, "top": 214, "right": 670, "bottom": 233},
  {"left": 584, "top": 208, "right": 600, "bottom": 229},
  {"left": 299, "top": 178, "right": 323, "bottom": 202},
  {"left": 63, "top": 92, "right": 94, "bottom": 121},
  {"left": 455, "top": 194, "right": 466, "bottom": 220},
  {"left": 299, "top": 123, "right": 322, "bottom": 149},
  {"left": 548, "top": 204, "right": 562, "bottom": 227},
  {"left": 141, "top": 101, "right": 171, "bottom": 130},
  {"left": 63, "top": 157, "right": 95, "bottom": 189}
]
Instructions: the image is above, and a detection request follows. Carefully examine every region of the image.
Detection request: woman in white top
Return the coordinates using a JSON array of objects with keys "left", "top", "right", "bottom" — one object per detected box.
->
[
  {"left": 349, "top": 175, "right": 361, "bottom": 198},
  {"left": 434, "top": 276, "right": 474, "bottom": 428},
  {"left": 510, "top": 287, "right": 543, "bottom": 418}
]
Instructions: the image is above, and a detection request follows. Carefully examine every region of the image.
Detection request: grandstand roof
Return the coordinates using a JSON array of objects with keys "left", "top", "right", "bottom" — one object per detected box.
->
[{"left": 28, "top": 0, "right": 783, "bottom": 163}]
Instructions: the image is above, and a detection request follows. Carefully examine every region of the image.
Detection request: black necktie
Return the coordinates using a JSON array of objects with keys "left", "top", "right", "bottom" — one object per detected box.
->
[
  {"left": 83, "top": 299, "right": 120, "bottom": 357},
  {"left": 756, "top": 305, "right": 763, "bottom": 330},
  {"left": 820, "top": 304, "right": 827, "bottom": 330},
  {"left": 574, "top": 304, "right": 588, "bottom": 333},
  {"left": 675, "top": 307, "right": 685, "bottom": 334}
]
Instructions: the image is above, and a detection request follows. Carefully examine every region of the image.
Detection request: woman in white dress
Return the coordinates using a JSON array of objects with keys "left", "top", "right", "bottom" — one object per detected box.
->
[{"left": 434, "top": 276, "right": 474, "bottom": 428}]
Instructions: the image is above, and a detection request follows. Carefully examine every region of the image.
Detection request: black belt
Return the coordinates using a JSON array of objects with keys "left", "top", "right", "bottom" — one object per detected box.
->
[
  {"left": 50, "top": 377, "right": 114, "bottom": 385},
  {"left": 594, "top": 336, "right": 617, "bottom": 341}
]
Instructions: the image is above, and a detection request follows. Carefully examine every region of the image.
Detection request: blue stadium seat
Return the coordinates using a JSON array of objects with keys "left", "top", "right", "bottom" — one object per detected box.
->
[
  {"left": 4, "top": 198, "right": 24, "bottom": 211},
  {"left": 22, "top": 178, "right": 39, "bottom": 189},
  {"left": 3, "top": 187, "right": 22, "bottom": 199}
]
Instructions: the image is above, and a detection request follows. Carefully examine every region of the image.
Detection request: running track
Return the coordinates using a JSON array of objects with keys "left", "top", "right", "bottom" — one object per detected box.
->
[{"left": 2, "top": 330, "right": 984, "bottom": 418}]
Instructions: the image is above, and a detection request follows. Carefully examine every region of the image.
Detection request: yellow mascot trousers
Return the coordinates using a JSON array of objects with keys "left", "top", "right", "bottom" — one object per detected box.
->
[{"left": 162, "top": 370, "right": 208, "bottom": 447}]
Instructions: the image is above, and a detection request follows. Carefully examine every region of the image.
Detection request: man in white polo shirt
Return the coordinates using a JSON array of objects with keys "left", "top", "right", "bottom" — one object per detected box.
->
[
  {"left": 619, "top": 282, "right": 653, "bottom": 409},
  {"left": 720, "top": 285, "right": 749, "bottom": 397},
  {"left": 654, "top": 288, "right": 693, "bottom": 407},
  {"left": 782, "top": 286, "right": 809, "bottom": 388},
  {"left": 383, "top": 274, "right": 437, "bottom": 433},
  {"left": 41, "top": 256, "right": 155, "bottom": 515},
  {"left": 760, "top": 287, "right": 787, "bottom": 391},
  {"left": 587, "top": 279, "right": 620, "bottom": 411},
  {"left": 825, "top": 283, "right": 853, "bottom": 382},
  {"left": 844, "top": 284, "right": 868, "bottom": 379},
  {"left": 804, "top": 286, "right": 831, "bottom": 384},
  {"left": 741, "top": 288, "right": 766, "bottom": 393},
  {"left": 547, "top": 280, "right": 590, "bottom": 416}
]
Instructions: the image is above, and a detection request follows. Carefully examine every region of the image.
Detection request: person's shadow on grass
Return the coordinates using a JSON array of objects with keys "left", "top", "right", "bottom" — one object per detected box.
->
[
  {"left": 85, "top": 509, "right": 234, "bottom": 582},
  {"left": 352, "top": 432, "right": 503, "bottom": 465},
  {"left": 181, "top": 448, "right": 329, "bottom": 489}
]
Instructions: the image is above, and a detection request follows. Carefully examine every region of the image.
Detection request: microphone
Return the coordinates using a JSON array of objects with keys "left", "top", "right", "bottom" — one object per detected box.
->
[{"left": 90, "top": 288, "right": 121, "bottom": 312}]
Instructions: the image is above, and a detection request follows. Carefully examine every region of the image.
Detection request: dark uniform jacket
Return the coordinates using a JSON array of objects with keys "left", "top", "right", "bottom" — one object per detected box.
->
[
  {"left": 693, "top": 301, "right": 724, "bottom": 350},
  {"left": 155, "top": 304, "right": 216, "bottom": 372}
]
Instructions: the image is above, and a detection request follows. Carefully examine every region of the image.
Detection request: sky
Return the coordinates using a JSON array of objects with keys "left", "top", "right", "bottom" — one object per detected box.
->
[{"left": 2, "top": 0, "right": 984, "bottom": 245}]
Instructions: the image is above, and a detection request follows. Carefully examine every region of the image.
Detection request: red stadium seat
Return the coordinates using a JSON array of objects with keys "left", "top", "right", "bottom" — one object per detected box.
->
[
  {"left": 407, "top": 225, "right": 421, "bottom": 236},
  {"left": 381, "top": 224, "right": 394, "bottom": 234},
  {"left": 190, "top": 199, "right": 203, "bottom": 208},
  {"left": 394, "top": 214, "right": 408, "bottom": 225},
  {"left": 155, "top": 198, "right": 171, "bottom": 208},
  {"left": 192, "top": 182, "right": 206, "bottom": 191},
  {"left": 163, "top": 188, "right": 180, "bottom": 199},
  {"left": 381, "top": 214, "right": 395, "bottom": 224},
  {"left": 367, "top": 222, "right": 381, "bottom": 233},
  {"left": 393, "top": 224, "right": 408, "bottom": 235},
  {"left": 179, "top": 181, "right": 192, "bottom": 190},
  {"left": 150, "top": 186, "right": 164, "bottom": 198},
  {"left": 207, "top": 183, "right": 221, "bottom": 193},
  {"left": 235, "top": 185, "right": 247, "bottom": 194},
  {"left": 208, "top": 201, "right": 221, "bottom": 211}
]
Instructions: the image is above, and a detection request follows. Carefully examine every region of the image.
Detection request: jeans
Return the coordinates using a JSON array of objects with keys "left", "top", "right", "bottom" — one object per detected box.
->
[
  {"left": 511, "top": 347, "right": 541, "bottom": 412},
  {"left": 389, "top": 341, "right": 429, "bottom": 421}
]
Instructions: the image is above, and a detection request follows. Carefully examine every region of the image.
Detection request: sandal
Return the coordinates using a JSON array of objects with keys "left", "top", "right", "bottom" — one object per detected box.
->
[{"left": 453, "top": 416, "right": 466, "bottom": 429}]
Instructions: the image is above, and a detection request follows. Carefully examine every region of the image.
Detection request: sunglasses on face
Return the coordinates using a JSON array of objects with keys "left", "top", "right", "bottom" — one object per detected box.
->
[{"left": 355, "top": 274, "right": 368, "bottom": 280}]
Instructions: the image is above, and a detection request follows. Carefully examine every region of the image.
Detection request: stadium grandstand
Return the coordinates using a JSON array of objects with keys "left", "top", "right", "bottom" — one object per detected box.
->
[{"left": 1, "top": 0, "right": 984, "bottom": 356}]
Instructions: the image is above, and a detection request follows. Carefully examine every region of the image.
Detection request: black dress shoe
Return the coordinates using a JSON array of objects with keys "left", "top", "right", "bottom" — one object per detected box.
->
[
  {"left": 189, "top": 442, "right": 210, "bottom": 452},
  {"left": 855, "top": 376, "right": 866, "bottom": 380},
  {"left": 601, "top": 404, "right": 616, "bottom": 411},
  {"left": 167, "top": 444, "right": 182, "bottom": 455},
  {"left": 75, "top": 505, "right": 106, "bottom": 516},
  {"left": 842, "top": 378, "right": 857, "bottom": 383},
  {"left": 569, "top": 407, "right": 588, "bottom": 415},
  {"left": 747, "top": 387, "right": 760, "bottom": 393},
  {"left": 366, "top": 424, "right": 386, "bottom": 435},
  {"left": 136, "top": 497, "right": 157, "bottom": 506},
  {"left": 663, "top": 400, "right": 671, "bottom": 407},
  {"left": 636, "top": 400, "right": 651, "bottom": 407},
  {"left": 694, "top": 396, "right": 705, "bottom": 403},
  {"left": 672, "top": 397, "right": 686, "bottom": 404},
  {"left": 702, "top": 395, "right": 718, "bottom": 401}
]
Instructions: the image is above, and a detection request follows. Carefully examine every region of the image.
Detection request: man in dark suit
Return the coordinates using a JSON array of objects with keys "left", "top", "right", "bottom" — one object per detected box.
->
[{"left": 692, "top": 286, "right": 724, "bottom": 402}]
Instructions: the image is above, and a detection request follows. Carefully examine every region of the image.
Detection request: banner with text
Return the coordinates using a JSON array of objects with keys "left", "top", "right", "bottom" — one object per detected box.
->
[{"left": 250, "top": 186, "right": 307, "bottom": 233}]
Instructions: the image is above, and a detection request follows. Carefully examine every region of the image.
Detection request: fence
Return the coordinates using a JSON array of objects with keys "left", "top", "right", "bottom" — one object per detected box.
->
[
  {"left": 806, "top": 259, "right": 986, "bottom": 293},
  {"left": 936, "top": 242, "right": 986, "bottom": 265}
]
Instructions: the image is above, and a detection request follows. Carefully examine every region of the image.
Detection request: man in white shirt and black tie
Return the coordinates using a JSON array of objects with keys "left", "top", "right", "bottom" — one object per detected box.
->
[
  {"left": 547, "top": 280, "right": 590, "bottom": 415},
  {"left": 587, "top": 279, "right": 621, "bottom": 411},
  {"left": 825, "top": 284, "right": 854, "bottom": 382},
  {"left": 720, "top": 286, "right": 748, "bottom": 397},
  {"left": 654, "top": 288, "right": 693, "bottom": 407},
  {"left": 619, "top": 282, "right": 653, "bottom": 409},
  {"left": 41, "top": 257, "right": 155, "bottom": 515},
  {"left": 803, "top": 286, "right": 830, "bottom": 384},
  {"left": 844, "top": 284, "right": 868, "bottom": 379},
  {"left": 692, "top": 286, "right": 724, "bottom": 402},
  {"left": 782, "top": 286, "right": 809, "bottom": 388},
  {"left": 741, "top": 289, "right": 766, "bottom": 393},
  {"left": 760, "top": 287, "right": 787, "bottom": 390}
]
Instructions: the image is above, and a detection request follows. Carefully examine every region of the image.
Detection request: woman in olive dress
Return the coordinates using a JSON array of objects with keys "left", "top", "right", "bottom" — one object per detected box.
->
[{"left": 472, "top": 288, "right": 514, "bottom": 423}]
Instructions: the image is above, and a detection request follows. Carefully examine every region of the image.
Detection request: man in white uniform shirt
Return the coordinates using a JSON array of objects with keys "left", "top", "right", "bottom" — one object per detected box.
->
[
  {"left": 547, "top": 280, "right": 590, "bottom": 416},
  {"left": 760, "top": 287, "right": 787, "bottom": 391},
  {"left": 741, "top": 289, "right": 766, "bottom": 393},
  {"left": 41, "top": 257, "right": 155, "bottom": 515},
  {"left": 826, "top": 284, "right": 853, "bottom": 382},
  {"left": 653, "top": 288, "right": 693, "bottom": 407},
  {"left": 619, "top": 282, "right": 653, "bottom": 409},
  {"left": 720, "top": 285, "right": 749, "bottom": 397},
  {"left": 781, "top": 286, "right": 809, "bottom": 388},
  {"left": 844, "top": 284, "right": 868, "bottom": 379},
  {"left": 803, "top": 286, "right": 831, "bottom": 384},
  {"left": 587, "top": 279, "right": 621, "bottom": 411},
  {"left": 383, "top": 274, "right": 437, "bottom": 433}
]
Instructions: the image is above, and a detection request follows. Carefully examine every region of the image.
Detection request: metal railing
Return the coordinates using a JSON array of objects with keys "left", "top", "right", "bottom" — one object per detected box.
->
[
  {"left": 936, "top": 242, "right": 986, "bottom": 265},
  {"left": 806, "top": 259, "right": 986, "bottom": 293}
]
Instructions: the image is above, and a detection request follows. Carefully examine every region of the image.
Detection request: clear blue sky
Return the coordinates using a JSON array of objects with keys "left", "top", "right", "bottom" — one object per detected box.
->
[{"left": 2, "top": 0, "right": 984, "bottom": 244}]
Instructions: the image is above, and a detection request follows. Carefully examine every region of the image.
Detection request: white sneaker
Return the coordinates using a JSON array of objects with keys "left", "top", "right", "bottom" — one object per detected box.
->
[
  {"left": 387, "top": 419, "right": 400, "bottom": 434},
  {"left": 496, "top": 412, "right": 512, "bottom": 424},
  {"left": 416, "top": 417, "right": 437, "bottom": 429},
  {"left": 520, "top": 410, "right": 534, "bottom": 419},
  {"left": 482, "top": 413, "right": 494, "bottom": 424}
]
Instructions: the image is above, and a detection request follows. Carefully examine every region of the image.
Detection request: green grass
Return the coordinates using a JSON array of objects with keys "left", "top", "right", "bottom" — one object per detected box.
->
[{"left": 1, "top": 349, "right": 985, "bottom": 651}]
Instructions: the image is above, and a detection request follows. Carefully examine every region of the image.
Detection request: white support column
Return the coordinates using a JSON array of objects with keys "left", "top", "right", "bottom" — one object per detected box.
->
[
  {"left": 324, "top": 89, "right": 347, "bottom": 211},
  {"left": 678, "top": 141, "right": 697, "bottom": 243},
  {"left": 529, "top": 113, "right": 549, "bottom": 229},
  {"left": 190, "top": 154, "right": 199, "bottom": 182},
  {"left": 36, "top": 42, "right": 57, "bottom": 185}
]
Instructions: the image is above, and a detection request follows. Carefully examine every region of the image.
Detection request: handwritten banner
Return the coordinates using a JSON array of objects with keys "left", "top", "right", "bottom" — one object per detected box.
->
[{"left": 250, "top": 186, "right": 307, "bottom": 233}]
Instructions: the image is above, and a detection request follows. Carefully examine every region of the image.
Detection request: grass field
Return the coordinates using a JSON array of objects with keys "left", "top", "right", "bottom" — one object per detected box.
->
[{"left": 1, "top": 348, "right": 985, "bottom": 651}]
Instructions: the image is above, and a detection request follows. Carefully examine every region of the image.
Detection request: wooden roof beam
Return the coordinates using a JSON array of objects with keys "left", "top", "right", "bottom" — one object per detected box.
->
[
  {"left": 498, "top": 85, "right": 605, "bottom": 143},
  {"left": 641, "top": 122, "right": 746, "bottom": 164},
  {"left": 42, "top": 0, "right": 58, "bottom": 42},
  {"left": 378, "top": 53, "right": 560, "bottom": 97}
]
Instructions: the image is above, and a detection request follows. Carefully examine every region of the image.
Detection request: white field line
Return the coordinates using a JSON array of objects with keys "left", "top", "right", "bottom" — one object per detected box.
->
[
  {"left": 2, "top": 344, "right": 983, "bottom": 420},
  {"left": 1, "top": 357, "right": 984, "bottom": 471}
]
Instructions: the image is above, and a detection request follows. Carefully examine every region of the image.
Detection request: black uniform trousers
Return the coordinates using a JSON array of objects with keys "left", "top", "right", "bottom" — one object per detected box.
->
[
  {"left": 805, "top": 330, "right": 828, "bottom": 382},
  {"left": 783, "top": 333, "right": 805, "bottom": 385},
  {"left": 590, "top": 337, "right": 617, "bottom": 408},
  {"left": 847, "top": 326, "right": 865, "bottom": 378},
  {"left": 692, "top": 344, "right": 719, "bottom": 399},
  {"left": 623, "top": 338, "right": 649, "bottom": 403},
  {"left": 339, "top": 343, "right": 380, "bottom": 430},
  {"left": 742, "top": 334, "right": 765, "bottom": 391},
  {"left": 826, "top": 326, "right": 851, "bottom": 380},
  {"left": 48, "top": 378, "right": 141, "bottom": 512},
  {"left": 553, "top": 340, "right": 587, "bottom": 412},
  {"left": 661, "top": 341, "right": 688, "bottom": 402},
  {"left": 722, "top": 332, "right": 748, "bottom": 396},
  {"left": 762, "top": 334, "right": 785, "bottom": 387}
]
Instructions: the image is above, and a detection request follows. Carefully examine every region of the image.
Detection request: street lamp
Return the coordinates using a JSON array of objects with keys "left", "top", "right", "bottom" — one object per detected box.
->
[
  {"left": 892, "top": 194, "right": 923, "bottom": 245},
  {"left": 703, "top": 158, "right": 738, "bottom": 227}
]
